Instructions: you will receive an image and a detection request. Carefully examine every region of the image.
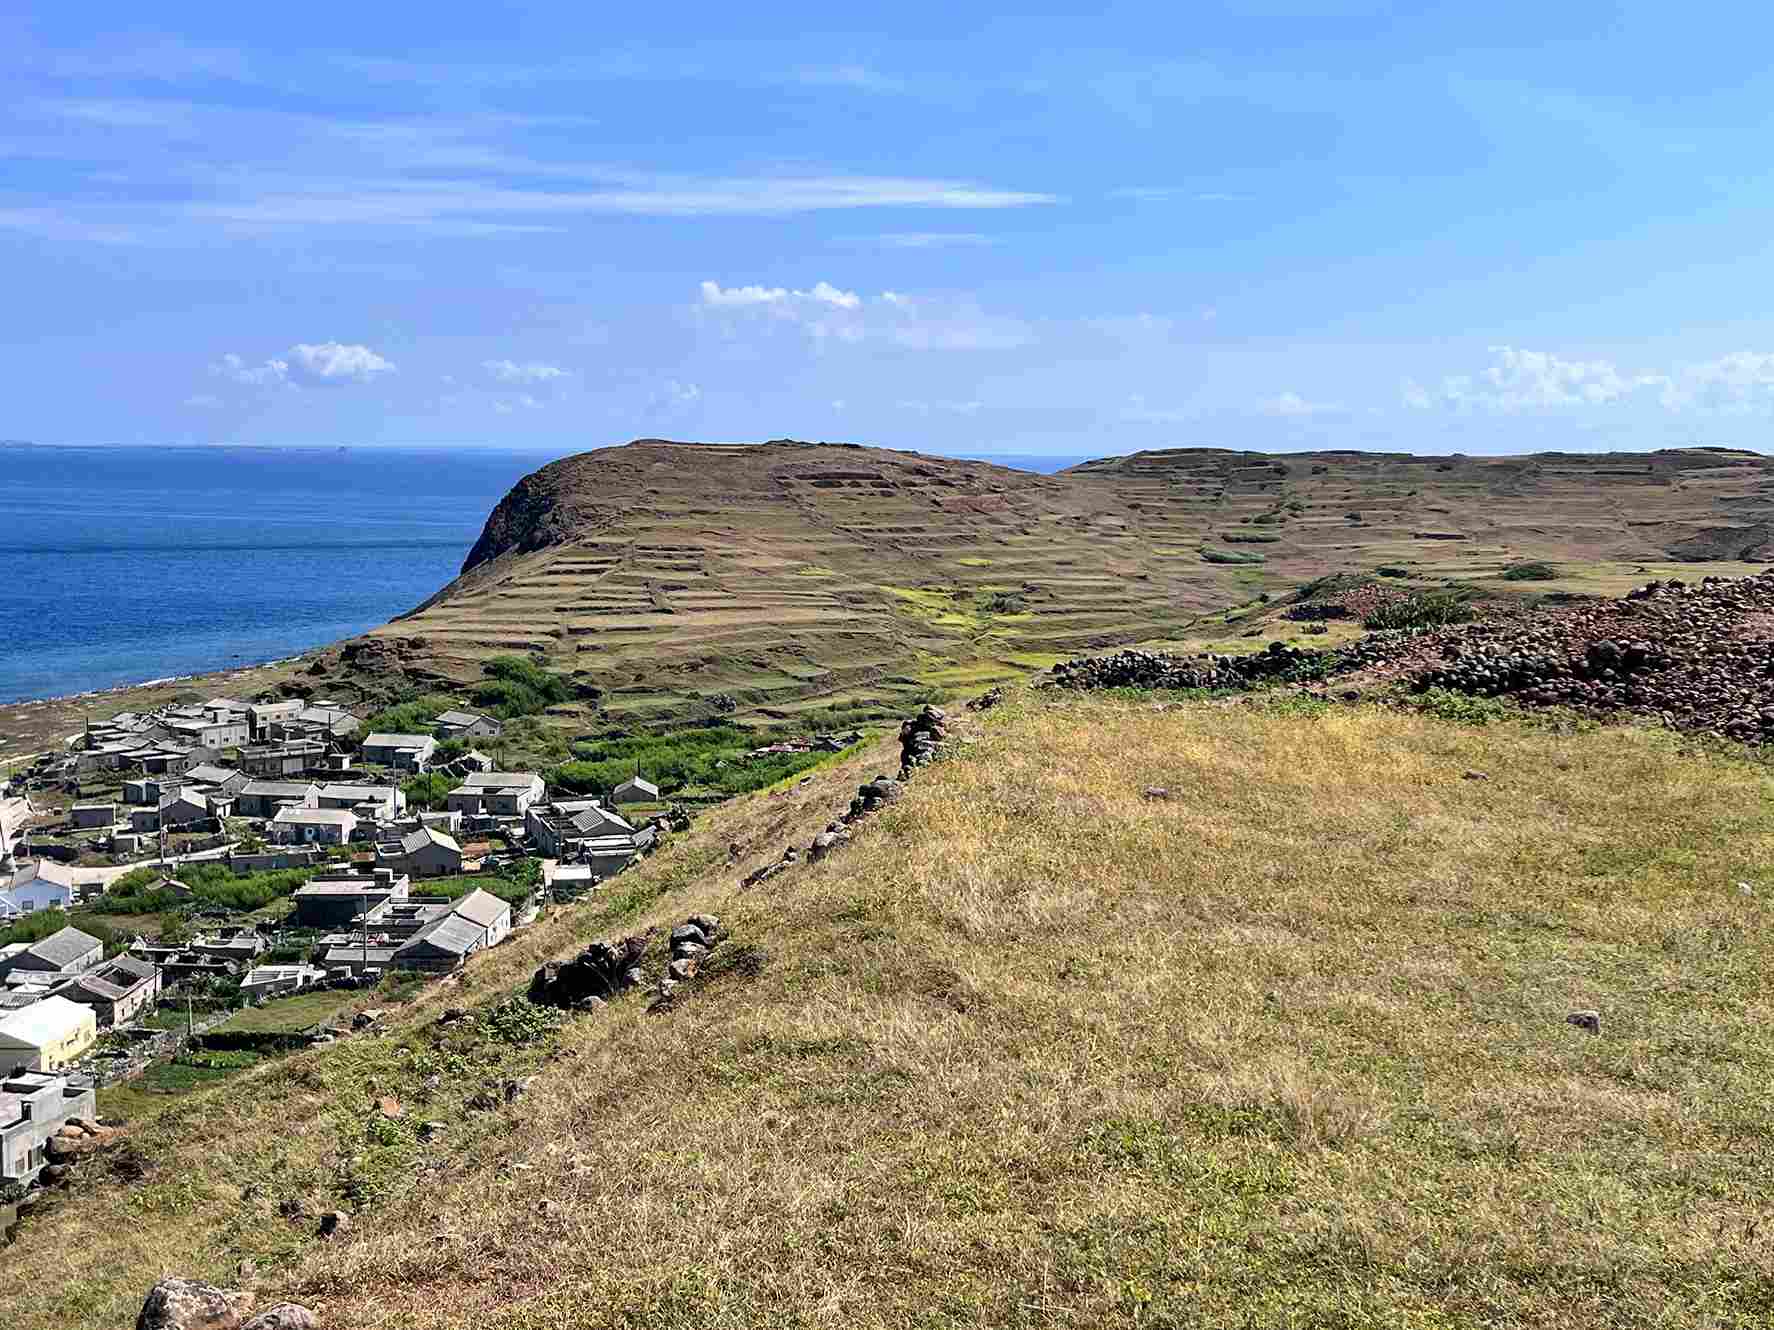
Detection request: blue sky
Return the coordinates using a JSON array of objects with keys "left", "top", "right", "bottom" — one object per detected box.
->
[{"left": 6, "top": 2, "right": 1774, "bottom": 458}]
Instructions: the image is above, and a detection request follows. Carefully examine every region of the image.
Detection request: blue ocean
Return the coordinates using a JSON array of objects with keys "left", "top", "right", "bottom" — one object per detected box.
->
[
  {"left": 0, "top": 444, "right": 1083, "bottom": 705},
  {"left": 0, "top": 445, "right": 553, "bottom": 704}
]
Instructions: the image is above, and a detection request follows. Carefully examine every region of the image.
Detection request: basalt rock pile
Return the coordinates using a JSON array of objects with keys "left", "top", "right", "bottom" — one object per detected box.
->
[
  {"left": 649, "top": 913, "right": 723, "bottom": 1011},
  {"left": 1408, "top": 573, "right": 1774, "bottom": 740},
  {"left": 1046, "top": 643, "right": 1322, "bottom": 692},
  {"left": 528, "top": 933, "right": 651, "bottom": 1008},
  {"left": 899, "top": 705, "right": 948, "bottom": 774}
]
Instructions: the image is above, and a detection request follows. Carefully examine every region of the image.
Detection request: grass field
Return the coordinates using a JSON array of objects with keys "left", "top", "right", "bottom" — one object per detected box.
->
[
  {"left": 212, "top": 988, "right": 359, "bottom": 1034},
  {"left": 8, "top": 689, "right": 1773, "bottom": 1328}
]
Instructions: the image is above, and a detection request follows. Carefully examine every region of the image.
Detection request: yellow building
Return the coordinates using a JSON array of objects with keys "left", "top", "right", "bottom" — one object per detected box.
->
[{"left": 0, "top": 996, "right": 98, "bottom": 1072}]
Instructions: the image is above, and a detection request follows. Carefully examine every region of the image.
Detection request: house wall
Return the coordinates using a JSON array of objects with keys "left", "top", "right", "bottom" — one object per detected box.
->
[
  {"left": 6, "top": 880, "right": 73, "bottom": 915},
  {"left": 1, "top": 1082, "right": 96, "bottom": 1182},
  {"left": 0, "top": 1015, "right": 98, "bottom": 1073}
]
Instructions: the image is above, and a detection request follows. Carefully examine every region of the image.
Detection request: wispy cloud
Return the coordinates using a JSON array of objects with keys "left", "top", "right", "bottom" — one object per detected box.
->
[
  {"left": 876, "top": 232, "right": 997, "bottom": 249},
  {"left": 698, "top": 280, "right": 1032, "bottom": 352},
  {"left": 4, "top": 99, "right": 1059, "bottom": 240},
  {"left": 1261, "top": 391, "right": 1344, "bottom": 418},
  {"left": 790, "top": 64, "right": 909, "bottom": 94},
  {"left": 1110, "top": 187, "right": 1250, "bottom": 203},
  {"left": 483, "top": 359, "right": 569, "bottom": 384}
]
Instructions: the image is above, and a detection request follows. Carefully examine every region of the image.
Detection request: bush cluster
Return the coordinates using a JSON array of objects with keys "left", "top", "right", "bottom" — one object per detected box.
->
[{"left": 1362, "top": 594, "right": 1476, "bottom": 631}]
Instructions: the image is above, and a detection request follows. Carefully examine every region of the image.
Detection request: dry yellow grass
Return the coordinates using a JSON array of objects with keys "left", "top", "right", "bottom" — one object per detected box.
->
[{"left": 7, "top": 695, "right": 1774, "bottom": 1328}]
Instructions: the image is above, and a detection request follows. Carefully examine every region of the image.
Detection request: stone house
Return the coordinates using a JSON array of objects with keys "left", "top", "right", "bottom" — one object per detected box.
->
[
  {"left": 290, "top": 869, "right": 410, "bottom": 929},
  {"left": 235, "top": 780, "right": 320, "bottom": 820},
  {"left": 270, "top": 806, "right": 357, "bottom": 846},
  {"left": 0, "top": 997, "right": 98, "bottom": 1073},
  {"left": 525, "top": 799, "right": 637, "bottom": 858},
  {"left": 446, "top": 771, "right": 545, "bottom": 818},
  {"left": 434, "top": 710, "right": 503, "bottom": 740},
  {"left": 62, "top": 954, "right": 160, "bottom": 1028},
  {"left": 239, "top": 742, "right": 329, "bottom": 778},
  {"left": 69, "top": 804, "right": 116, "bottom": 830},
  {"left": 378, "top": 826, "right": 463, "bottom": 878},
  {"left": 1, "top": 862, "right": 78, "bottom": 916},
  {"left": 316, "top": 783, "right": 403, "bottom": 820},
  {"left": 240, "top": 963, "right": 326, "bottom": 1000},
  {"left": 0, "top": 927, "right": 103, "bottom": 979},
  {"left": 361, "top": 733, "right": 437, "bottom": 772},
  {"left": 612, "top": 775, "right": 662, "bottom": 805},
  {"left": 1, "top": 1071, "right": 97, "bottom": 1185},
  {"left": 392, "top": 888, "right": 512, "bottom": 973}
]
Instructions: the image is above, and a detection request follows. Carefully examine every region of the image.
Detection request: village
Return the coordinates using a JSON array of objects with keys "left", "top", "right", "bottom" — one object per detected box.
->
[{"left": 0, "top": 693, "right": 681, "bottom": 1193}]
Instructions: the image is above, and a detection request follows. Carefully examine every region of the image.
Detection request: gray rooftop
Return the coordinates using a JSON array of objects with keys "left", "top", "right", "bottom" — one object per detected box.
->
[{"left": 26, "top": 926, "right": 103, "bottom": 968}]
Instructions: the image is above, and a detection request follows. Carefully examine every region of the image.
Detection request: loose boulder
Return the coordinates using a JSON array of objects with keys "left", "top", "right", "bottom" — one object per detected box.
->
[{"left": 136, "top": 1279, "right": 257, "bottom": 1330}]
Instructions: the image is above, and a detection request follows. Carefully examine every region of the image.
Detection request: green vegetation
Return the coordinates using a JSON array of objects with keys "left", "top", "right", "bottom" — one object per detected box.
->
[
  {"left": 89, "top": 862, "right": 314, "bottom": 916},
  {"left": 1199, "top": 547, "right": 1266, "bottom": 565},
  {"left": 1220, "top": 531, "right": 1281, "bottom": 544},
  {"left": 1363, "top": 592, "right": 1477, "bottom": 630},
  {"left": 363, "top": 692, "right": 456, "bottom": 737},
  {"left": 1502, "top": 560, "right": 1558, "bottom": 580},
  {"left": 1375, "top": 565, "right": 1410, "bottom": 578},
  {"left": 0, "top": 909, "right": 125, "bottom": 953},
  {"left": 15, "top": 695, "right": 1774, "bottom": 1328},
  {"left": 214, "top": 989, "right": 358, "bottom": 1034},
  {"left": 400, "top": 771, "right": 456, "bottom": 811},
  {"left": 551, "top": 726, "right": 862, "bottom": 799},
  {"left": 468, "top": 655, "right": 576, "bottom": 720}
]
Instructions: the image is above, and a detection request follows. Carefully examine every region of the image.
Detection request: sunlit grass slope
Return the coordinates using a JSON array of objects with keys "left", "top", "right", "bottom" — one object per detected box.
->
[{"left": 7, "top": 695, "right": 1773, "bottom": 1328}]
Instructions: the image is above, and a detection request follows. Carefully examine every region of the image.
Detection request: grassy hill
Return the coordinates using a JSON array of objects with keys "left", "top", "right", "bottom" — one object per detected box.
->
[
  {"left": 6, "top": 439, "right": 1774, "bottom": 760},
  {"left": 8, "top": 689, "right": 1772, "bottom": 1327},
  {"left": 329, "top": 440, "right": 1774, "bottom": 734}
]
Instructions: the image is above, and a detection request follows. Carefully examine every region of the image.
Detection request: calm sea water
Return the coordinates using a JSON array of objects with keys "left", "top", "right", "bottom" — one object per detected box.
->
[
  {"left": 0, "top": 445, "right": 553, "bottom": 704},
  {"left": 0, "top": 444, "right": 1085, "bottom": 705}
]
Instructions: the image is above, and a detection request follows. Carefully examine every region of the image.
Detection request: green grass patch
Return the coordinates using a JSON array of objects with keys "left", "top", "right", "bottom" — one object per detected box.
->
[
  {"left": 1200, "top": 547, "right": 1267, "bottom": 565},
  {"left": 1501, "top": 560, "right": 1558, "bottom": 581}
]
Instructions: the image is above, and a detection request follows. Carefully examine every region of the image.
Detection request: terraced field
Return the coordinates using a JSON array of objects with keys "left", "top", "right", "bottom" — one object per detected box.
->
[
  {"left": 6, "top": 439, "right": 1772, "bottom": 756},
  {"left": 340, "top": 439, "right": 1774, "bottom": 731}
]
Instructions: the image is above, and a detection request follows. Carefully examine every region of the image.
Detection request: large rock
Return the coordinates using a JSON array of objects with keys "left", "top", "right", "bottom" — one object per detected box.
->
[{"left": 136, "top": 1279, "right": 257, "bottom": 1330}]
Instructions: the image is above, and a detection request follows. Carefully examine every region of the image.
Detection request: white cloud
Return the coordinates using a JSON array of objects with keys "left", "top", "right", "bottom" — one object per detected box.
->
[
  {"left": 698, "top": 280, "right": 859, "bottom": 309},
  {"left": 287, "top": 341, "right": 396, "bottom": 386},
  {"left": 1403, "top": 345, "right": 1774, "bottom": 416},
  {"left": 877, "top": 232, "right": 996, "bottom": 249},
  {"left": 698, "top": 280, "right": 1025, "bottom": 352},
  {"left": 182, "top": 393, "right": 225, "bottom": 409},
  {"left": 209, "top": 342, "right": 393, "bottom": 390},
  {"left": 210, "top": 352, "right": 288, "bottom": 386},
  {"left": 1261, "top": 391, "right": 1344, "bottom": 418},
  {"left": 483, "top": 359, "right": 567, "bottom": 383}
]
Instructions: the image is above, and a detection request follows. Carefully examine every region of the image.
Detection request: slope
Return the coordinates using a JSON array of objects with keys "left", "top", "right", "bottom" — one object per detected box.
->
[
  {"left": 6, "top": 690, "right": 1772, "bottom": 1328},
  {"left": 345, "top": 439, "right": 1774, "bottom": 732}
]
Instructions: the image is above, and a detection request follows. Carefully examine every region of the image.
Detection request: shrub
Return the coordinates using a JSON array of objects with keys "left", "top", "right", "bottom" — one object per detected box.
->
[
  {"left": 469, "top": 656, "right": 575, "bottom": 721},
  {"left": 1501, "top": 561, "right": 1557, "bottom": 581},
  {"left": 1200, "top": 548, "right": 1266, "bottom": 566},
  {"left": 401, "top": 771, "right": 455, "bottom": 811},
  {"left": 1221, "top": 533, "right": 1281, "bottom": 544},
  {"left": 363, "top": 692, "right": 456, "bottom": 737},
  {"left": 1375, "top": 566, "right": 1409, "bottom": 578},
  {"left": 1363, "top": 594, "right": 1476, "bottom": 631}
]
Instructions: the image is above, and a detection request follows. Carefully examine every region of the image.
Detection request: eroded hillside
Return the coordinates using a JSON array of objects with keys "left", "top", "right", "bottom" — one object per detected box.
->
[{"left": 350, "top": 440, "right": 1774, "bottom": 729}]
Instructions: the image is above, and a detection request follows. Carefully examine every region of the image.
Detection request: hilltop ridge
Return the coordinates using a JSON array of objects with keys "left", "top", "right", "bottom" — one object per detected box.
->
[{"left": 358, "top": 438, "right": 1774, "bottom": 730}]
